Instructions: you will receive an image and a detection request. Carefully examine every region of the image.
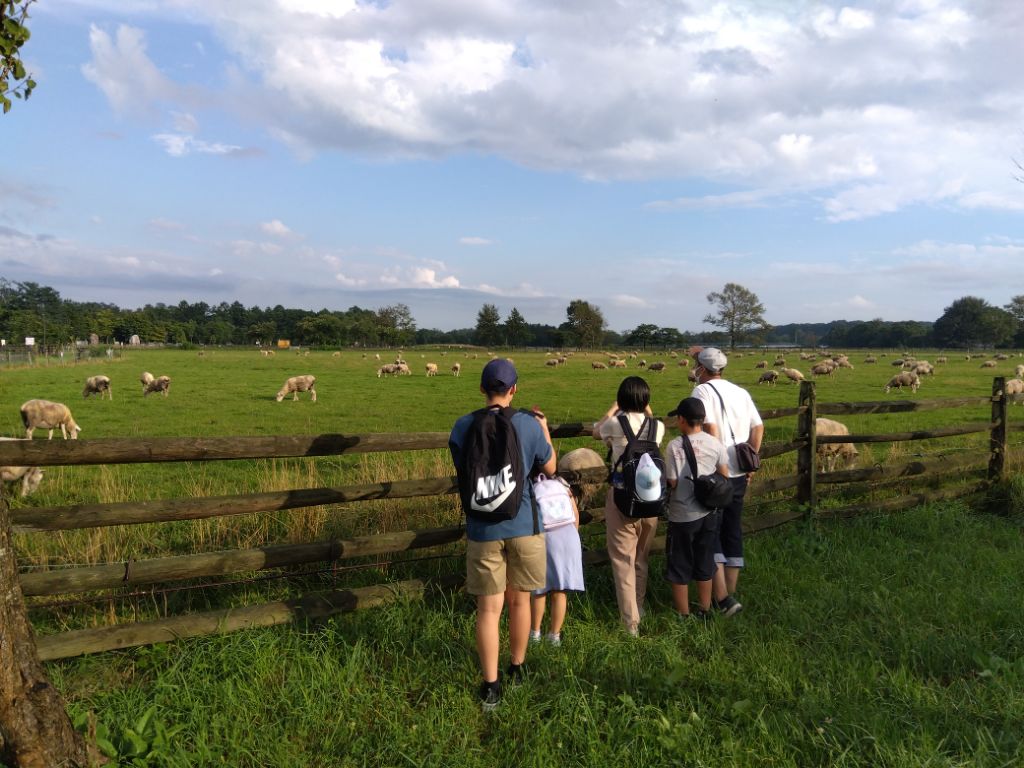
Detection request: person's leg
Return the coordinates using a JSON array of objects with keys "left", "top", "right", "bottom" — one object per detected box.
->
[
  {"left": 725, "top": 567, "right": 740, "bottom": 595},
  {"left": 506, "top": 589, "right": 532, "bottom": 666},
  {"left": 548, "top": 591, "right": 568, "bottom": 635},
  {"left": 671, "top": 583, "right": 690, "bottom": 614},
  {"left": 530, "top": 593, "right": 546, "bottom": 634},
  {"left": 696, "top": 579, "right": 713, "bottom": 610},
  {"left": 604, "top": 491, "right": 641, "bottom": 633},
  {"left": 634, "top": 515, "right": 659, "bottom": 615},
  {"left": 476, "top": 592, "right": 505, "bottom": 683},
  {"left": 712, "top": 562, "right": 729, "bottom": 601},
  {"left": 721, "top": 476, "right": 748, "bottom": 595}
]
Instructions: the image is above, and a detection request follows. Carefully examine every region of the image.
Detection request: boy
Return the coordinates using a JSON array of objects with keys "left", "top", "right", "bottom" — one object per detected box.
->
[{"left": 664, "top": 397, "right": 730, "bottom": 617}]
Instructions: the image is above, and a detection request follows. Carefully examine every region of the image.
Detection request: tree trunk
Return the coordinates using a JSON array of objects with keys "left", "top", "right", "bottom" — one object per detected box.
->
[{"left": 0, "top": 494, "right": 91, "bottom": 767}]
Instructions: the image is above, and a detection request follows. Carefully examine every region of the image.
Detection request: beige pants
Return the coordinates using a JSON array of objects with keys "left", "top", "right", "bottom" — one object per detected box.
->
[{"left": 603, "top": 489, "right": 658, "bottom": 633}]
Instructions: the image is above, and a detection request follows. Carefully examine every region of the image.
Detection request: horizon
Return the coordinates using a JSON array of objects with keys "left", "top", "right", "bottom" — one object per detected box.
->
[{"left": 2, "top": 2, "right": 1023, "bottom": 332}]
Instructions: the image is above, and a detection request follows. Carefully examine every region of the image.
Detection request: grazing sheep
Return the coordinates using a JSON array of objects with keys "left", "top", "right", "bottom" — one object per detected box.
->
[
  {"left": 980, "top": 360, "right": 997, "bottom": 369},
  {"left": 451, "top": 363, "right": 461, "bottom": 377},
  {"left": 1015, "top": 364, "right": 1024, "bottom": 379},
  {"left": 647, "top": 362, "right": 666, "bottom": 372},
  {"left": 591, "top": 361, "right": 608, "bottom": 370},
  {"left": 332, "top": 351, "right": 341, "bottom": 357},
  {"left": 755, "top": 360, "right": 768, "bottom": 369},
  {"left": 678, "top": 358, "right": 689, "bottom": 367},
  {"left": 83, "top": 375, "right": 112, "bottom": 400},
  {"left": 1006, "top": 378, "right": 1024, "bottom": 400},
  {"left": 637, "top": 360, "right": 646, "bottom": 368},
  {"left": 863, "top": 356, "right": 877, "bottom": 364},
  {"left": 936, "top": 356, "right": 948, "bottom": 364},
  {"left": 773, "top": 358, "right": 786, "bottom": 368},
  {"left": 20, "top": 399, "right": 82, "bottom": 439},
  {"left": 276, "top": 375, "right": 317, "bottom": 402},
  {"left": 782, "top": 368, "right": 805, "bottom": 383},
  {"left": 815, "top": 418, "right": 859, "bottom": 473},
  {"left": 834, "top": 358, "right": 854, "bottom": 369},
  {"left": 144, "top": 375, "right": 171, "bottom": 397},
  {"left": 375, "top": 353, "right": 381, "bottom": 361},
  {"left": 757, "top": 370, "right": 779, "bottom": 385},
  {"left": 891, "top": 359, "right": 905, "bottom": 367},
  {"left": 425, "top": 363, "right": 439, "bottom": 377},
  {"left": 545, "top": 359, "right": 559, "bottom": 367},
  {"left": 811, "top": 362, "right": 836, "bottom": 377},
  {"left": 377, "top": 364, "right": 399, "bottom": 377},
  {"left": 396, "top": 362, "right": 412, "bottom": 376},
  {"left": 995, "top": 353, "right": 1009, "bottom": 361},
  {"left": 611, "top": 360, "right": 627, "bottom": 368},
  {"left": 0, "top": 437, "right": 45, "bottom": 497},
  {"left": 885, "top": 371, "right": 920, "bottom": 393},
  {"left": 913, "top": 361, "right": 935, "bottom": 376},
  {"left": 140, "top": 371, "right": 155, "bottom": 393}
]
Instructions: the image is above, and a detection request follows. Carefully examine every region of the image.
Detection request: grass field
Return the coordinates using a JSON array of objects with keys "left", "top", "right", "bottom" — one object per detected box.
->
[{"left": 2, "top": 346, "right": 1023, "bottom": 766}]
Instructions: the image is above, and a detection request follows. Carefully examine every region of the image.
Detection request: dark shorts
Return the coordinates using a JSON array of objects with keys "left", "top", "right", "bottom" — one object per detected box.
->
[
  {"left": 715, "top": 475, "right": 748, "bottom": 568},
  {"left": 665, "top": 514, "right": 720, "bottom": 585}
]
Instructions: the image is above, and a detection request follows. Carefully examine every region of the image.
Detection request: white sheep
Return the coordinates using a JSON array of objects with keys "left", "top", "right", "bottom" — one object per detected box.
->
[
  {"left": 1006, "top": 378, "right": 1023, "bottom": 400},
  {"left": 1015, "top": 364, "right": 1024, "bottom": 379},
  {"left": 936, "top": 356, "right": 948, "bottom": 364},
  {"left": 591, "top": 361, "right": 608, "bottom": 370},
  {"left": 816, "top": 418, "right": 859, "bottom": 473},
  {"left": 425, "top": 363, "right": 438, "bottom": 377},
  {"left": 811, "top": 362, "right": 836, "bottom": 377},
  {"left": 20, "top": 399, "right": 82, "bottom": 439},
  {"left": 884, "top": 371, "right": 920, "bottom": 393},
  {"left": 913, "top": 361, "right": 935, "bottom": 376},
  {"left": 451, "top": 362, "right": 462, "bottom": 377},
  {"left": 276, "top": 375, "right": 317, "bottom": 402},
  {"left": 610, "top": 360, "right": 627, "bottom": 368},
  {"left": 545, "top": 359, "right": 558, "bottom": 367},
  {"left": 396, "top": 362, "right": 412, "bottom": 376},
  {"left": 863, "top": 355, "right": 877, "bottom": 364},
  {"left": 377, "top": 364, "right": 399, "bottom": 377},
  {"left": 980, "top": 360, "right": 997, "bottom": 369},
  {"left": 83, "top": 375, "right": 112, "bottom": 400},
  {"left": 782, "top": 368, "right": 805, "bottom": 383},
  {"left": 755, "top": 360, "right": 768, "bottom": 369},
  {"left": 144, "top": 375, "right": 171, "bottom": 397},
  {"left": 140, "top": 371, "right": 155, "bottom": 393},
  {"left": 0, "top": 437, "right": 45, "bottom": 497}
]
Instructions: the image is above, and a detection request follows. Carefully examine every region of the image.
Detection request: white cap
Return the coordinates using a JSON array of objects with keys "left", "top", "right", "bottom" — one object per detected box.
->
[{"left": 635, "top": 462, "right": 662, "bottom": 502}]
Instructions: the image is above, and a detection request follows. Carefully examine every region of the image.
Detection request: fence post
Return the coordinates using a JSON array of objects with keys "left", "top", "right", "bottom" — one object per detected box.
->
[
  {"left": 989, "top": 377, "right": 1007, "bottom": 482},
  {"left": 796, "top": 380, "right": 817, "bottom": 514}
]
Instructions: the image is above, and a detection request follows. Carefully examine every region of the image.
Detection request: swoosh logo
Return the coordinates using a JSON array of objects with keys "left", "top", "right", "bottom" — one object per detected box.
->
[{"left": 472, "top": 482, "right": 516, "bottom": 513}]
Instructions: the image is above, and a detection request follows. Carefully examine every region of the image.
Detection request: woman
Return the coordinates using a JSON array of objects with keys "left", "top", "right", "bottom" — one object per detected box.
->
[{"left": 592, "top": 376, "right": 666, "bottom": 636}]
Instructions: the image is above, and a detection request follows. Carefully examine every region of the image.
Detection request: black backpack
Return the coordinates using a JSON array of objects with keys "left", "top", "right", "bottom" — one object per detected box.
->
[
  {"left": 456, "top": 406, "right": 537, "bottom": 530},
  {"left": 610, "top": 414, "right": 668, "bottom": 519},
  {"left": 679, "top": 433, "right": 734, "bottom": 510}
]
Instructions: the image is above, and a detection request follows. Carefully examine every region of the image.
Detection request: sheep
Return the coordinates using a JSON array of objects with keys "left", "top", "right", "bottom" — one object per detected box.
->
[
  {"left": 0, "top": 437, "right": 45, "bottom": 497},
  {"left": 375, "top": 353, "right": 381, "bottom": 361},
  {"left": 678, "top": 358, "right": 689, "bottom": 367},
  {"left": 913, "top": 361, "right": 934, "bottom": 376},
  {"left": 936, "top": 356, "right": 948, "bottom": 364},
  {"left": 425, "top": 363, "right": 438, "bottom": 377},
  {"left": 276, "top": 375, "right": 317, "bottom": 402},
  {"left": 377, "top": 364, "right": 399, "bottom": 377},
  {"left": 815, "top": 418, "right": 859, "bottom": 473},
  {"left": 20, "top": 399, "right": 82, "bottom": 439},
  {"left": 980, "top": 360, "right": 997, "bottom": 369},
  {"left": 757, "top": 370, "right": 779, "bottom": 385},
  {"left": 545, "top": 359, "right": 559, "bottom": 367},
  {"left": 891, "top": 359, "right": 905, "bottom": 367},
  {"left": 140, "top": 371, "right": 155, "bottom": 393},
  {"left": 451, "top": 362, "right": 462, "bottom": 377},
  {"left": 591, "top": 361, "right": 608, "bottom": 370},
  {"left": 863, "top": 355, "right": 877, "bottom": 364},
  {"left": 995, "top": 353, "right": 1009, "bottom": 361},
  {"left": 396, "top": 362, "right": 412, "bottom": 376},
  {"left": 811, "top": 362, "right": 836, "bottom": 377},
  {"left": 1006, "top": 378, "right": 1024, "bottom": 400},
  {"left": 773, "top": 357, "right": 786, "bottom": 368},
  {"left": 332, "top": 351, "right": 341, "bottom": 358},
  {"left": 83, "top": 375, "right": 112, "bottom": 400},
  {"left": 637, "top": 360, "right": 647, "bottom": 368},
  {"left": 834, "top": 358, "right": 854, "bottom": 369},
  {"left": 611, "top": 360, "right": 627, "bottom": 368},
  {"left": 884, "top": 371, "right": 920, "bottom": 393},
  {"left": 755, "top": 360, "right": 768, "bottom": 369},
  {"left": 1015, "top": 364, "right": 1024, "bottom": 379},
  {"left": 782, "top": 368, "right": 805, "bottom": 383},
  {"left": 144, "top": 375, "right": 171, "bottom": 397}
]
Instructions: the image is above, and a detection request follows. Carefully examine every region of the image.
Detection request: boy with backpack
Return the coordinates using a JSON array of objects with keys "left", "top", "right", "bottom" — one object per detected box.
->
[
  {"left": 449, "top": 358, "right": 556, "bottom": 711},
  {"left": 664, "top": 397, "right": 730, "bottom": 618}
]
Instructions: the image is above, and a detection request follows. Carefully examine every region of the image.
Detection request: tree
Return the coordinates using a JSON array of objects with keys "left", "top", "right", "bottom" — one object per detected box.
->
[
  {"left": 474, "top": 303, "right": 502, "bottom": 347},
  {"left": 0, "top": 1, "right": 36, "bottom": 114},
  {"left": 376, "top": 303, "right": 416, "bottom": 347},
  {"left": 626, "top": 323, "right": 658, "bottom": 349},
  {"left": 504, "top": 307, "right": 530, "bottom": 347},
  {"left": 704, "top": 282, "right": 771, "bottom": 350},
  {"left": 933, "top": 296, "right": 1015, "bottom": 349},
  {"left": 565, "top": 299, "right": 606, "bottom": 348}
]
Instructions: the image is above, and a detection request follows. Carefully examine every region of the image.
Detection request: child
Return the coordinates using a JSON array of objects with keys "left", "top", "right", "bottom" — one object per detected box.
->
[
  {"left": 664, "top": 397, "right": 729, "bottom": 617},
  {"left": 529, "top": 448, "right": 599, "bottom": 645}
]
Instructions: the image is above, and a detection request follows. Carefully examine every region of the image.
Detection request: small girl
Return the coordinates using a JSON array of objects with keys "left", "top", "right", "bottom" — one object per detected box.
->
[{"left": 529, "top": 448, "right": 601, "bottom": 645}]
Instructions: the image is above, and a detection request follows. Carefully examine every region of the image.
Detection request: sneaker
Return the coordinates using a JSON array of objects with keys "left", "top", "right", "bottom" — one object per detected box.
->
[
  {"left": 544, "top": 632, "right": 561, "bottom": 647},
  {"left": 714, "top": 595, "right": 743, "bottom": 617},
  {"left": 505, "top": 662, "right": 526, "bottom": 686},
  {"left": 479, "top": 679, "right": 501, "bottom": 712},
  {"left": 528, "top": 630, "right": 542, "bottom": 645}
]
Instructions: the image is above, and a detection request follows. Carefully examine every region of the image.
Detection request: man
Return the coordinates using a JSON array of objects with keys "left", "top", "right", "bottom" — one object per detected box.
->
[
  {"left": 689, "top": 346, "right": 764, "bottom": 616},
  {"left": 449, "top": 358, "right": 556, "bottom": 710}
]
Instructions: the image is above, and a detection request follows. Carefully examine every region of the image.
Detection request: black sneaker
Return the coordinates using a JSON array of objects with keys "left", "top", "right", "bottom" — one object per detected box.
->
[
  {"left": 479, "top": 679, "right": 501, "bottom": 712},
  {"left": 714, "top": 595, "right": 743, "bottom": 617},
  {"left": 505, "top": 662, "right": 526, "bottom": 687}
]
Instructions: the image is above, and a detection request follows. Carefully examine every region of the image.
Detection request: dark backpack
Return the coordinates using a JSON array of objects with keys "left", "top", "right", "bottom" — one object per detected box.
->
[
  {"left": 679, "top": 434, "right": 734, "bottom": 510},
  {"left": 456, "top": 407, "right": 536, "bottom": 529},
  {"left": 610, "top": 414, "right": 668, "bottom": 519}
]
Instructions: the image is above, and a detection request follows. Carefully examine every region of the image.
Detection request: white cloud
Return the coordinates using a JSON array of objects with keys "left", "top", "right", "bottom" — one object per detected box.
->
[
  {"left": 610, "top": 294, "right": 653, "bottom": 309},
  {"left": 410, "top": 267, "right": 459, "bottom": 288},
  {"left": 646, "top": 188, "right": 781, "bottom": 210},
  {"left": 82, "top": 25, "right": 182, "bottom": 115},
  {"left": 149, "top": 217, "right": 185, "bottom": 231},
  {"left": 152, "top": 133, "right": 243, "bottom": 157},
  {"left": 261, "top": 219, "right": 292, "bottom": 237},
  {"left": 459, "top": 236, "right": 493, "bottom": 246}
]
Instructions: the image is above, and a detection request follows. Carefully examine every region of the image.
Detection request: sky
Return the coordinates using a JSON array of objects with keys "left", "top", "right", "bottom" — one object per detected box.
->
[{"left": 2, "top": 0, "right": 1023, "bottom": 333}]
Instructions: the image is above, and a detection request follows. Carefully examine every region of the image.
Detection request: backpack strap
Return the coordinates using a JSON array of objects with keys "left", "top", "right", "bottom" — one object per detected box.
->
[
  {"left": 680, "top": 433, "right": 699, "bottom": 481},
  {"left": 611, "top": 413, "right": 648, "bottom": 471}
]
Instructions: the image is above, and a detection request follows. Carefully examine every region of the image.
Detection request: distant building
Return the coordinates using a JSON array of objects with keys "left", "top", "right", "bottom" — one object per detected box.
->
[{"left": 130, "top": 335, "right": 141, "bottom": 345}]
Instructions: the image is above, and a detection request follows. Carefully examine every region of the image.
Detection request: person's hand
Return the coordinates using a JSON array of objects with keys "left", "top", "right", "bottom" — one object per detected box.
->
[
  {"left": 605, "top": 401, "right": 620, "bottom": 419},
  {"left": 532, "top": 405, "right": 551, "bottom": 435}
]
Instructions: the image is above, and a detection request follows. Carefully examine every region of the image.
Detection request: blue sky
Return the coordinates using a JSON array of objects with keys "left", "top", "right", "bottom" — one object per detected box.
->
[{"left": 2, "top": 0, "right": 1023, "bottom": 332}]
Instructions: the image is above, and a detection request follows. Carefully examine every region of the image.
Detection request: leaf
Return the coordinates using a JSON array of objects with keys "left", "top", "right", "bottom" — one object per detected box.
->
[
  {"left": 13, "top": 59, "right": 24, "bottom": 79},
  {"left": 95, "top": 737, "right": 119, "bottom": 758}
]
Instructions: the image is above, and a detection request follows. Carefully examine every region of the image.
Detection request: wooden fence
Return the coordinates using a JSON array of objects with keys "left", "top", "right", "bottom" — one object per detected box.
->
[{"left": 2, "top": 378, "right": 1021, "bottom": 661}]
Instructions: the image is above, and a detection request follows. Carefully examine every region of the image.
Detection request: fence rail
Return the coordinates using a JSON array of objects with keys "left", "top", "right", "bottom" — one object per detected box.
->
[{"left": 4, "top": 378, "right": 1020, "bottom": 661}]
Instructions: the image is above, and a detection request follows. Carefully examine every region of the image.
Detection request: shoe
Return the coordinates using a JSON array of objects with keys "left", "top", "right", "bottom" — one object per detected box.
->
[
  {"left": 479, "top": 679, "right": 501, "bottom": 712},
  {"left": 505, "top": 662, "right": 526, "bottom": 686},
  {"left": 528, "top": 630, "right": 542, "bottom": 645},
  {"left": 714, "top": 595, "right": 743, "bottom": 617},
  {"left": 544, "top": 632, "right": 561, "bottom": 647}
]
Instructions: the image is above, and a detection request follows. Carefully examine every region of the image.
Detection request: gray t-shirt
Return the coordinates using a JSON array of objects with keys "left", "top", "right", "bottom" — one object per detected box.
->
[{"left": 665, "top": 431, "right": 729, "bottom": 523}]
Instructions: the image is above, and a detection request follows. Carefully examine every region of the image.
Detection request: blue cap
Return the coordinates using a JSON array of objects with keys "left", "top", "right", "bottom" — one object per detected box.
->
[{"left": 481, "top": 358, "right": 518, "bottom": 392}]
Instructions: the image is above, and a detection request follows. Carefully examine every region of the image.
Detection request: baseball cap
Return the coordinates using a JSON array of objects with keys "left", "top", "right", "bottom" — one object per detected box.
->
[
  {"left": 667, "top": 397, "right": 706, "bottom": 421},
  {"left": 635, "top": 462, "right": 663, "bottom": 502},
  {"left": 697, "top": 347, "right": 728, "bottom": 373},
  {"left": 480, "top": 358, "right": 518, "bottom": 391}
]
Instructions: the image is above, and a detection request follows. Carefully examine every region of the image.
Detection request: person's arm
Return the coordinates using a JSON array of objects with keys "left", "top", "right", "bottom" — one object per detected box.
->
[
  {"left": 533, "top": 408, "right": 558, "bottom": 476},
  {"left": 591, "top": 401, "right": 619, "bottom": 440},
  {"left": 748, "top": 423, "right": 764, "bottom": 452},
  {"left": 716, "top": 462, "right": 730, "bottom": 478},
  {"left": 704, "top": 423, "right": 721, "bottom": 440}
]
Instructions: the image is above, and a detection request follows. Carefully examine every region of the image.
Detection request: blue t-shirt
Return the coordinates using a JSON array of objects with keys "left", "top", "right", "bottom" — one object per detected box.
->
[{"left": 449, "top": 409, "right": 553, "bottom": 542}]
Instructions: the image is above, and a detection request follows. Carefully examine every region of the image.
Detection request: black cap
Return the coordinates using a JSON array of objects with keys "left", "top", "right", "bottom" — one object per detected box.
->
[{"left": 667, "top": 397, "right": 705, "bottom": 420}]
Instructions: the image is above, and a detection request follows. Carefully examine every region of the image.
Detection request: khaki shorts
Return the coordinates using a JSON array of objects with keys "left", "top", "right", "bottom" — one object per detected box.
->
[{"left": 466, "top": 534, "right": 547, "bottom": 596}]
